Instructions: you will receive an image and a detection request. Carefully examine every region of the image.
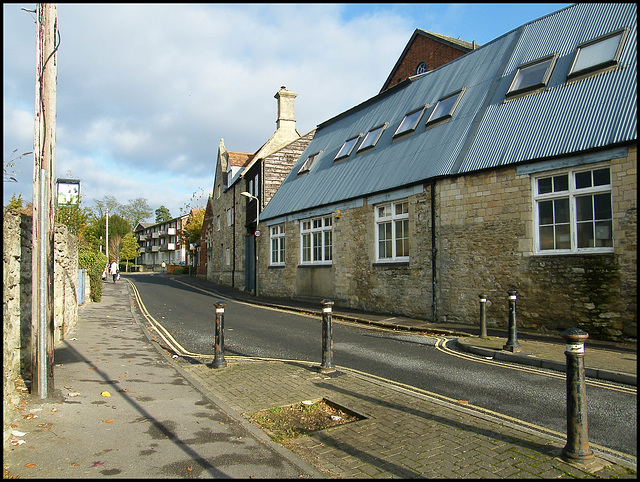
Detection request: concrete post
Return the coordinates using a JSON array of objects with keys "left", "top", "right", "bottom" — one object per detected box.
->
[
  {"left": 503, "top": 289, "right": 521, "bottom": 352},
  {"left": 561, "top": 328, "right": 594, "bottom": 463},
  {"left": 319, "top": 299, "right": 335, "bottom": 373},
  {"left": 211, "top": 302, "right": 227, "bottom": 369},
  {"left": 479, "top": 294, "right": 488, "bottom": 338}
]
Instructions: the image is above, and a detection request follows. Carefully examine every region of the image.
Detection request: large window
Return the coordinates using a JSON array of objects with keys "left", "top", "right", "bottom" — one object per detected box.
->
[
  {"left": 507, "top": 55, "right": 557, "bottom": 97},
  {"left": 301, "top": 216, "right": 332, "bottom": 264},
  {"left": 376, "top": 200, "right": 409, "bottom": 261},
  {"left": 270, "top": 224, "right": 285, "bottom": 266},
  {"left": 534, "top": 165, "right": 613, "bottom": 254},
  {"left": 568, "top": 28, "right": 628, "bottom": 79}
]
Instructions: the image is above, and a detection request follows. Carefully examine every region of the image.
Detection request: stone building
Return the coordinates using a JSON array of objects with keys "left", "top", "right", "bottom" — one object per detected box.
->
[
  {"left": 203, "top": 87, "right": 315, "bottom": 291},
  {"left": 257, "top": 3, "right": 637, "bottom": 341}
]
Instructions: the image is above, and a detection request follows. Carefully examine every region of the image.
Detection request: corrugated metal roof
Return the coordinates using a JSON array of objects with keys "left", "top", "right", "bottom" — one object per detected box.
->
[{"left": 261, "top": 3, "right": 637, "bottom": 222}]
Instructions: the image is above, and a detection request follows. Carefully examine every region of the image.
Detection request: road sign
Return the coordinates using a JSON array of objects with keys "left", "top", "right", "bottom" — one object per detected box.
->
[{"left": 255, "top": 230, "right": 261, "bottom": 237}]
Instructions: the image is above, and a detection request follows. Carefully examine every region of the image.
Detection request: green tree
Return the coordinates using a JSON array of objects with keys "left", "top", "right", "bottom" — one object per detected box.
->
[
  {"left": 6, "top": 193, "right": 24, "bottom": 212},
  {"left": 121, "top": 197, "right": 152, "bottom": 228},
  {"left": 90, "top": 195, "right": 121, "bottom": 221},
  {"left": 120, "top": 232, "right": 141, "bottom": 272},
  {"left": 181, "top": 208, "right": 205, "bottom": 275},
  {"left": 55, "top": 194, "right": 90, "bottom": 237},
  {"left": 155, "top": 205, "right": 172, "bottom": 223}
]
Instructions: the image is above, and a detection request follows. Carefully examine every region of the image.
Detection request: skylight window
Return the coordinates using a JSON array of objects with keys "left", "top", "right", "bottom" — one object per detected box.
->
[
  {"left": 426, "top": 89, "right": 465, "bottom": 126},
  {"left": 568, "top": 28, "right": 628, "bottom": 79},
  {"left": 357, "top": 124, "right": 387, "bottom": 152},
  {"left": 334, "top": 135, "right": 361, "bottom": 161},
  {"left": 507, "top": 55, "right": 557, "bottom": 97},
  {"left": 297, "top": 152, "right": 320, "bottom": 175},
  {"left": 393, "top": 106, "right": 426, "bottom": 137}
]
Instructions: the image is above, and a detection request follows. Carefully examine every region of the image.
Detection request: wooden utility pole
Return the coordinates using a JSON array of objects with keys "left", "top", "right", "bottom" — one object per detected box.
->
[{"left": 31, "top": 3, "right": 58, "bottom": 399}]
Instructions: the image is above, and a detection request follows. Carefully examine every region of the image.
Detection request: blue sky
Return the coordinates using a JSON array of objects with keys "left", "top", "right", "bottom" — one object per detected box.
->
[{"left": 3, "top": 3, "right": 571, "bottom": 220}]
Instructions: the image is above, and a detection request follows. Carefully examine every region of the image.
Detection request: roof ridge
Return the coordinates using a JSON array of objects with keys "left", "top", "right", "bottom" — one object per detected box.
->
[{"left": 416, "top": 28, "right": 477, "bottom": 49}]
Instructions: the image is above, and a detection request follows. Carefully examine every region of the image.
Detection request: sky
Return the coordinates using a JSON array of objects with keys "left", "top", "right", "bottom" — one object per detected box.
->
[{"left": 3, "top": 3, "right": 571, "bottom": 222}]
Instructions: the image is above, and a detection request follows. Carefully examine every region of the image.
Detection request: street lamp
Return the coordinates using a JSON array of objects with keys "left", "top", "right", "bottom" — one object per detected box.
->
[{"left": 240, "top": 191, "right": 259, "bottom": 296}]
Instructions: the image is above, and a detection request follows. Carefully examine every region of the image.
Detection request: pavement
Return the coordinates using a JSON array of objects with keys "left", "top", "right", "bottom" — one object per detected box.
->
[{"left": 3, "top": 273, "right": 636, "bottom": 479}]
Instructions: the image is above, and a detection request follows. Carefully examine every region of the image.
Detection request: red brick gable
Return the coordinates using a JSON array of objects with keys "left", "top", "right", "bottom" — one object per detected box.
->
[{"left": 381, "top": 30, "right": 475, "bottom": 92}]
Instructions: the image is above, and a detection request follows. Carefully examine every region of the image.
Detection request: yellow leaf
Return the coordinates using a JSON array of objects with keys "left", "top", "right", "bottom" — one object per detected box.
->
[
  {"left": 101, "top": 391, "right": 111, "bottom": 397},
  {"left": 25, "top": 463, "right": 37, "bottom": 468},
  {"left": 102, "top": 419, "right": 115, "bottom": 423}
]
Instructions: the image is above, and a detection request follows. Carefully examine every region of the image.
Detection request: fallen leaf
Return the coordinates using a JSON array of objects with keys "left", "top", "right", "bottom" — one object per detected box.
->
[
  {"left": 23, "top": 414, "right": 38, "bottom": 420},
  {"left": 25, "top": 463, "right": 37, "bottom": 468},
  {"left": 71, "top": 463, "right": 79, "bottom": 467},
  {"left": 101, "top": 391, "right": 111, "bottom": 397},
  {"left": 11, "top": 430, "right": 27, "bottom": 437},
  {"left": 90, "top": 461, "right": 105, "bottom": 468},
  {"left": 102, "top": 419, "right": 115, "bottom": 424},
  {"left": 89, "top": 366, "right": 97, "bottom": 370},
  {"left": 187, "top": 467, "right": 193, "bottom": 472},
  {"left": 457, "top": 400, "right": 469, "bottom": 405},
  {"left": 68, "top": 392, "right": 80, "bottom": 397},
  {"left": 10, "top": 440, "right": 26, "bottom": 446}
]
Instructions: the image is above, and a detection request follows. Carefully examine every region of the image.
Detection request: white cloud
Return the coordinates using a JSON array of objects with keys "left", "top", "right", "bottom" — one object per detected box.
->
[{"left": 3, "top": 3, "right": 571, "bottom": 217}]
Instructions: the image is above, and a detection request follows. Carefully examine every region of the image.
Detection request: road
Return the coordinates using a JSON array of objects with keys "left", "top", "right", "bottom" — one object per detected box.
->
[{"left": 126, "top": 273, "right": 637, "bottom": 459}]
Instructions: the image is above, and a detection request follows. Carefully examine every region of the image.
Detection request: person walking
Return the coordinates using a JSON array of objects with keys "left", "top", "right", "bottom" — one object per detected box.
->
[{"left": 110, "top": 260, "right": 118, "bottom": 283}]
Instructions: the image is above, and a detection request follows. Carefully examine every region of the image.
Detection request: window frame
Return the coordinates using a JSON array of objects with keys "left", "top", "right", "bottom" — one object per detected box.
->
[
  {"left": 357, "top": 123, "right": 388, "bottom": 153},
  {"left": 567, "top": 27, "right": 629, "bottom": 80},
  {"left": 532, "top": 164, "right": 614, "bottom": 255},
  {"left": 375, "top": 200, "right": 410, "bottom": 262},
  {"left": 393, "top": 105, "right": 427, "bottom": 138},
  {"left": 297, "top": 151, "right": 321, "bottom": 175},
  {"left": 300, "top": 215, "right": 333, "bottom": 265},
  {"left": 334, "top": 135, "right": 362, "bottom": 162},
  {"left": 506, "top": 54, "right": 558, "bottom": 98},
  {"left": 425, "top": 89, "right": 465, "bottom": 126},
  {"left": 270, "top": 224, "right": 286, "bottom": 266}
]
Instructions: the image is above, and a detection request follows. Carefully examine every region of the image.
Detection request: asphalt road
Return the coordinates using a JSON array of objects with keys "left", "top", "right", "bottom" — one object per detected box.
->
[{"left": 127, "top": 273, "right": 637, "bottom": 459}]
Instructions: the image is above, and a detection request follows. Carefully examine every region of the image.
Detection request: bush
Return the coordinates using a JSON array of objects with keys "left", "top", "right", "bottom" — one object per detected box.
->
[
  {"left": 79, "top": 249, "right": 108, "bottom": 302},
  {"left": 172, "top": 267, "right": 186, "bottom": 275}
]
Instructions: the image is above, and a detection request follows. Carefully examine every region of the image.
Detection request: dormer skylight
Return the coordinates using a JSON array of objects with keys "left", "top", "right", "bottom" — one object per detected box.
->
[
  {"left": 393, "top": 106, "right": 427, "bottom": 137},
  {"left": 357, "top": 123, "right": 388, "bottom": 153},
  {"left": 568, "top": 28, "right": 629, "bottom": 80},
  {"left": 426, "top": 89, "right": 465, "bottom": 126},
  {"left": 506, "top": 54, "right": 557, "bottom": 97},
  {"left": 297, "top": 152, "right": 321, "bottom": 175},
  {"left": 334, "top": 135, "right": 361, "bottom": 161}
]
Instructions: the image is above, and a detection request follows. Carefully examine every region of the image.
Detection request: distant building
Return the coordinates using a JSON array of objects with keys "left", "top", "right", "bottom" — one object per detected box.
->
[
  {"left": 380, "top": 29, "right": 477, "bottom": 92},
  {"left": 134, "top": 213, "right": 189, "bottom": 269}
]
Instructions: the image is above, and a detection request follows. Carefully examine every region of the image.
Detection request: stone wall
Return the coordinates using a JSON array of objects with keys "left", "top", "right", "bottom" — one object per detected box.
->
[{"left": 3, "top": 209, "right": 81, "bottom": 428}]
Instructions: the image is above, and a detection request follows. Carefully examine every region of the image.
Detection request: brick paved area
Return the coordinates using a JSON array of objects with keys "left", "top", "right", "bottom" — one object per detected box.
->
[{"left": 182, "top": 358, "right": 636, "bottom": 479}]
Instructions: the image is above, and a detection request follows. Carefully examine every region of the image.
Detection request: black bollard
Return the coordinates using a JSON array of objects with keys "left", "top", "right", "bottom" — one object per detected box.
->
[
  {"left": 212, "top": 301, "right": 227, "bottom": 369},
  {"left": 479, "top": 294, "right": 488, "bottom": 338},
  {"left": 319, "top": 299, "right": 335, "bottom": 373},
  {"left": 561, "top": 328, "right": 594, "bottom": 463},
  {"left": 503, "top": 289, "right": 521, "bottom": 352}
]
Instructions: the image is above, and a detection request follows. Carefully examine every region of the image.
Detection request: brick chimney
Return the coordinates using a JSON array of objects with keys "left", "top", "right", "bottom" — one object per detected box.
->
[{"left": 274, "top": 86, "right": 297, "bottom": 133}]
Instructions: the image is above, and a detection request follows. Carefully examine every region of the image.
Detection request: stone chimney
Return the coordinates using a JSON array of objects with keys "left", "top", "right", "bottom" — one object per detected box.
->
[{"left": 274, "top": 86, "right": 297, "bottom": 133}]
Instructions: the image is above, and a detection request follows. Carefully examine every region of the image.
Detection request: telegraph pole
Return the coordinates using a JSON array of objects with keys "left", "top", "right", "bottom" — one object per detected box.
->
[{"left": 31, "top": 3, "right": 58, "bottom": 399}]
